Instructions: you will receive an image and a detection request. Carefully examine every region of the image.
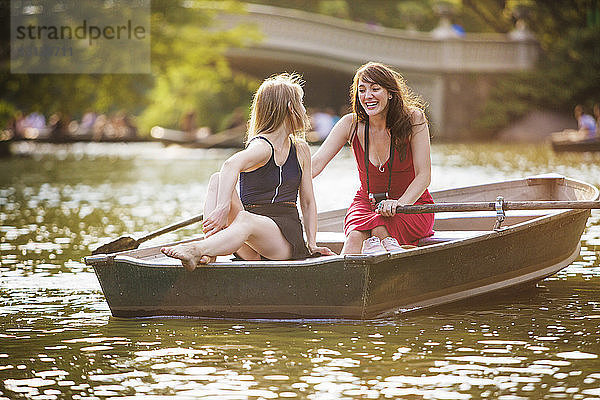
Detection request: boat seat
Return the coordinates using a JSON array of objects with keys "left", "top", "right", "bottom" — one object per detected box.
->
[
  {"left": 432, "top": 209, "right": 563, "bottom": 230},
  {"left": 417, "top": 230, "right": 494, "bottom": 246},
  {"left": 316, "top": 230, "right": 494, "bottom": 252},
  {"left": 434, "top": 209, "right": 562, "bottom": 220}
]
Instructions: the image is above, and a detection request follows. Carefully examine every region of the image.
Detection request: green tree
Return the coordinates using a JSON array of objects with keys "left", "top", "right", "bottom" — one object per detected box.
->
[
  {"left": 139, "top": 0, "right": 259, "bottom": 133},
  {"left": 0, "top": 0, "right": 259, "bottom": 134},
  {"left": 474, "top": 0, "right": 600, "bottom": 134},
  {"left": 0, "top": 1, "right": 150, "bottom": 122}
]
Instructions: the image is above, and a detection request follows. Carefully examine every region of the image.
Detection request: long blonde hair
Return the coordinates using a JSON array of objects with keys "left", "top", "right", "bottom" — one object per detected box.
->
[{"left": 246, "top": 73, "right": 310, "bottom": 144}]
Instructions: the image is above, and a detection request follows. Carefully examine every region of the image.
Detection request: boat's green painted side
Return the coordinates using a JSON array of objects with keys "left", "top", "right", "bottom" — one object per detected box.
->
[
  {"left": 92, "top": 209, "right": 590, "bottom": 319},
  {"left": 363, "top": 210, "right": 589, "bottom": 317},
  {"left": 96, "top": 258, "right": 368, "bottom": 319}
]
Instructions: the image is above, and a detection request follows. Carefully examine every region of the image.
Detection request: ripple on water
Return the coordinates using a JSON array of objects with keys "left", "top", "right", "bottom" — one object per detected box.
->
[
  {"left": 556, "top": 351, "right": 598, "bottom": 359},
  {"left": 1, "top": 142, "right": 600, "bottom": 399},
  {"left": 446, "top": 355, "right": 526, "bottom": 365}
]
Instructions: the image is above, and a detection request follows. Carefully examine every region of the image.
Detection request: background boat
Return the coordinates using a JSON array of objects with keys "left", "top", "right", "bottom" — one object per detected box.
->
[
  {"left": 86, "top": 175, "right": 598, "bottom": 320},
  {"left": 550, "top": 129, "right": 600, "bottom": 152},
  {"left": 151, "top": 125, "right": 245, "bottom": 148},
  {"left": 552, "top": 139, "right": 600, "bottom": 152}
]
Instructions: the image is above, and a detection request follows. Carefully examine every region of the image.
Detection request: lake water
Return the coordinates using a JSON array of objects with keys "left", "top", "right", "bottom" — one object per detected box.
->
[{"left": 1, "top": 141, "right": 599, "bottom": 399}]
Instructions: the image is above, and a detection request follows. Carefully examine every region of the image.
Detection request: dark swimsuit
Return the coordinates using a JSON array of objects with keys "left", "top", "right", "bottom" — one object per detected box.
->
[{"left": 239, "top": 136, "right": 310, "bottom": 260}]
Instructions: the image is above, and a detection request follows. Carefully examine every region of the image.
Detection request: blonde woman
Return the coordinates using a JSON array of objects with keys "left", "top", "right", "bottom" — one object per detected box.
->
[{"left": 161, "top": 74, "right": 334, "bottom": 270}]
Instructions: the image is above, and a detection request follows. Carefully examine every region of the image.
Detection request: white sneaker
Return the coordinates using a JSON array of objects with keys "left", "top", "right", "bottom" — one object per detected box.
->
[
  {"left": 361, "top": 236, "right": 386, "bottom": 254},
  {"left": 381, "top": 236, "right": 404, "bottom": 252}
]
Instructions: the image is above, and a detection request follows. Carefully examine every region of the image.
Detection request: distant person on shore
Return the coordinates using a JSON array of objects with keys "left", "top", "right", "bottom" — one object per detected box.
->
[
  {"left": 161, "top": 73, "right": 333, "bottom": 271},
  {"left": 180, "top": 110, "right": 211, "bottom": 140},
  {"left": 48, "top": 112, "right": 69, "bottom": 141},
  {"left": 24, "top": 112, "right": 45, "bottom": 130},
  {"left": 311, "top": 62, "right": 434, "bottom": 254},
  {"left": 593, "top": 103, "right": 600, "bottom": 137},
  {"left": 574, "top": 104, "right": 596, "bottom": 139},
  {"left": 310, "top": 107, "right": 337, "bottom": 142},
  {"left": 18, "top": 111, "right": 47, "bottom": 139},
  {"left": 180, "top": 110, "right": 199, "bottom": 141},
  {"left": 7, "top": 111, "right": 24, "bottom": 139},
  {"left": 120, "top": 113, "right": 138, "bottom": 139},
  {"left": 76, "top": 111, "right": 97, "bottom": 137},
  {"left": 92, "top": 114, "right": 108, "bottom": 141}
]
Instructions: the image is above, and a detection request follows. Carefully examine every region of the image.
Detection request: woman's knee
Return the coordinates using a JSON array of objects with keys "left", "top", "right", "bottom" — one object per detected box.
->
[
  {"left": 232, "top": 210, "right": 255, "bottom": 228},
  {"left": 372, "top": 225, "right": 390, "bottom": 238},
  {"left": 346, "top": 230, "right": 367, "bottom": 244},
  {"left": 342, "top": 230, "right": 366, "bottom": 254}
]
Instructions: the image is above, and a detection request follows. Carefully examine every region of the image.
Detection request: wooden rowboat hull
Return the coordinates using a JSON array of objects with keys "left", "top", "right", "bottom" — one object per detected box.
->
[
  {"left": 150, "top": 126, "right": 245, "bottom": 149},
  {"left": 551, "top": 138, "right": 600, "bottom": 152},
  {"left": 85, "top": 175, "right": 598, "bottom": 320}
]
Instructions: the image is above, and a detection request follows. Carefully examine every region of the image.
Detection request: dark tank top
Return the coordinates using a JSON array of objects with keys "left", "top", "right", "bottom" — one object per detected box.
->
[{"left": 239, "top": 136, "right": 302, "bottom": 205}]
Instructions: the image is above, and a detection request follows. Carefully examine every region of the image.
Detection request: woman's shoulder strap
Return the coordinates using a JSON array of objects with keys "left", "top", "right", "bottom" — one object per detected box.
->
[
  {"left": 348, "top": 114, "right": 359, "bottom": 144},
  {"left": 249, "top": 135, "right": 275, "bottom": 153}
]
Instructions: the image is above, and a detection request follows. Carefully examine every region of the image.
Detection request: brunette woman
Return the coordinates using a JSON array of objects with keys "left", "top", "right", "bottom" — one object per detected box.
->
[{"left": 312, "top": 62, "right": 434, "bottom": 254}]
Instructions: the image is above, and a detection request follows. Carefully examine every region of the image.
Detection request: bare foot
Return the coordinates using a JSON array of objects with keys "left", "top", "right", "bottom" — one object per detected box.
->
[
  {"left": 199, "top": 255, "right": 216, "bottom": 264},
  {"left": 161, "top": 243, "right": 206, "bottom": 271}
]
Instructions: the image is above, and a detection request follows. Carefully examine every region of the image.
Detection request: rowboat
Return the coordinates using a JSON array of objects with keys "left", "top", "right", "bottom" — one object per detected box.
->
[
  {"left": 150, "top": 125, "right": 245, "bottom": 149},
  {"left": 550, "top": 130, "right": 600, "bottom": 152},
  {"left": 552, "top": 139, "right": 600, "bottom": 152},
  {"left": 85, "top": 175, "right": 598, "bottom": 320}
]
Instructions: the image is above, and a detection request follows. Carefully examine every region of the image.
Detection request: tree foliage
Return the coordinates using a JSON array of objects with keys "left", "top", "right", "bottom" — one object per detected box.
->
[
  {"left": 0, "top": 0, "right": 259, "bottom": 134},
  {"left": 475, "top": 0, "right": 600, "bottom": 133},
  {"left": 2, "top": 0, "right": 598, "bottom": 135},
  {"left": 246, "top": 0, "right": 506, "bottom": 32},
  {"left": 138, "top": 0, "right": 259, "bottom": 133}
]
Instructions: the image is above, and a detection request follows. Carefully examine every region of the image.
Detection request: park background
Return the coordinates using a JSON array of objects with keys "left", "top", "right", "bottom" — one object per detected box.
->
[
  {"left": 1, "top": 0, "right": 599, "bottom": 142},
  {"left": 2, "top": 2, "right": 600, "bottom": 399}
]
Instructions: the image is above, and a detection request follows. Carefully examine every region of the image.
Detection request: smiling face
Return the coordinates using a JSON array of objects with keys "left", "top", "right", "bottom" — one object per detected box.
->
[{"left": 357, "top": 78, "right": 390, "bottom": 118}]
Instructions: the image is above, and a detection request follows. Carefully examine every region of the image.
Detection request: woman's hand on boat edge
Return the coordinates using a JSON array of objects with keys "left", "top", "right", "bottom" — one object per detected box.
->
[{"left": 309, "top": 245, "right": 335, "bottom": 256}]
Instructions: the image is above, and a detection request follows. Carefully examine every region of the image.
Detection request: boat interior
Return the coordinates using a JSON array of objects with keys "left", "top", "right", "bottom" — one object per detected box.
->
[
  {"left": 313, "top": 175, "right": 597, "bottom": 253},
  {"left": 89, "top": 175, "right": 598, "bottom": 265}
]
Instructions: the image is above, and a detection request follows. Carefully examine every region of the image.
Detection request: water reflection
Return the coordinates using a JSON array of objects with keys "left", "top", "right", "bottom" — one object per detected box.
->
[{"left": 1, "top": 142, "right": 600, "bottom": 399}]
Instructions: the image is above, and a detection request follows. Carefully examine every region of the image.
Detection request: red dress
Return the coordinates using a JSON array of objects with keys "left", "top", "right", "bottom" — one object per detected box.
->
[{"left": 343, "top": 132, "right": 434, "bottom": 245}]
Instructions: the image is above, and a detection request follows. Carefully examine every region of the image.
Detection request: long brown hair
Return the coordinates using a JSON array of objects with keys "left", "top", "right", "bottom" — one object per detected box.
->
[
  {"left": 246, "top": 73, "right": 310, "bottom": 144},
  {"left": 351, "top": 62, "right": 427, "bottom": 159}
]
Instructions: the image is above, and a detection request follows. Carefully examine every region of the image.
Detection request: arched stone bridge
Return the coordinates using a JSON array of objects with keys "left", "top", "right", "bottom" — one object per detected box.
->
[{"left": 215, "top": 4, "right": 539, "bottom": 138}]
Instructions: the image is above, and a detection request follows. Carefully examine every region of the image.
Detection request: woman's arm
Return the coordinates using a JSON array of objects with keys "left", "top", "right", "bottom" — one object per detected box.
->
[
  {"left": 378, "top": 109, "right": 432, "bottom": 217},
  {"left": 397, "top": 109, "right": 432, "bottom": 205},
  {"left": 297, "top": 141, "right": 334, "bottom": 255},
  {"left": 311, "top": 113, "right": 355, "bottom": 178},
  {"left": 202, "top": 140, "right": 271, "bottom": 235}
]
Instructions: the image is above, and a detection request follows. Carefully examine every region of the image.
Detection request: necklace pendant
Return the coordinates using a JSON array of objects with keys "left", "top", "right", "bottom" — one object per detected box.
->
[{"left": 378, "top": 164, "right": 385, "bottom": 173}]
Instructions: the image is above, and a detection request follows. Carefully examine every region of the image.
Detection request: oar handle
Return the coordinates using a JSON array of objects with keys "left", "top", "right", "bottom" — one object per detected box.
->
[
  {"left": 139, "top": 213, "right": 204, "bottom": 243},
  {"left": 396, "top": 200, "right": 600, "bottom": 214}
]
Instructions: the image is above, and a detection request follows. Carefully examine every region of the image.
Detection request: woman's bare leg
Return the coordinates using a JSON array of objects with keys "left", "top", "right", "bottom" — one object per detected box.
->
[
  {"left": 201, "top": 172, "right": 260, "bottom": 262},
  {"left": 341, "top": 230, "right": 369, "bottom": 254},
  {"left": 371, "top": 225, "right": 390, "bottom": 240},
  {"left": 162, "top": 210, "right": 291, "bottom": 270}
]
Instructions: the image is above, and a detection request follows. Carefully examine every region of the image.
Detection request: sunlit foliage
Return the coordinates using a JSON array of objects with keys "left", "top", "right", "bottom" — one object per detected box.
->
[{"left": 0, "top": 0, "right": 259, "bottom": 134}]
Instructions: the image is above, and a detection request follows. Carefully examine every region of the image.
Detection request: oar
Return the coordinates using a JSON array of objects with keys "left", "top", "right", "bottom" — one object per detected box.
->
[
  {"left": 92, "top": 213, "right": 204, "bottom": 255},
  {"left": 395, "top": 200, "right": 600, "bottom": 214}
]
